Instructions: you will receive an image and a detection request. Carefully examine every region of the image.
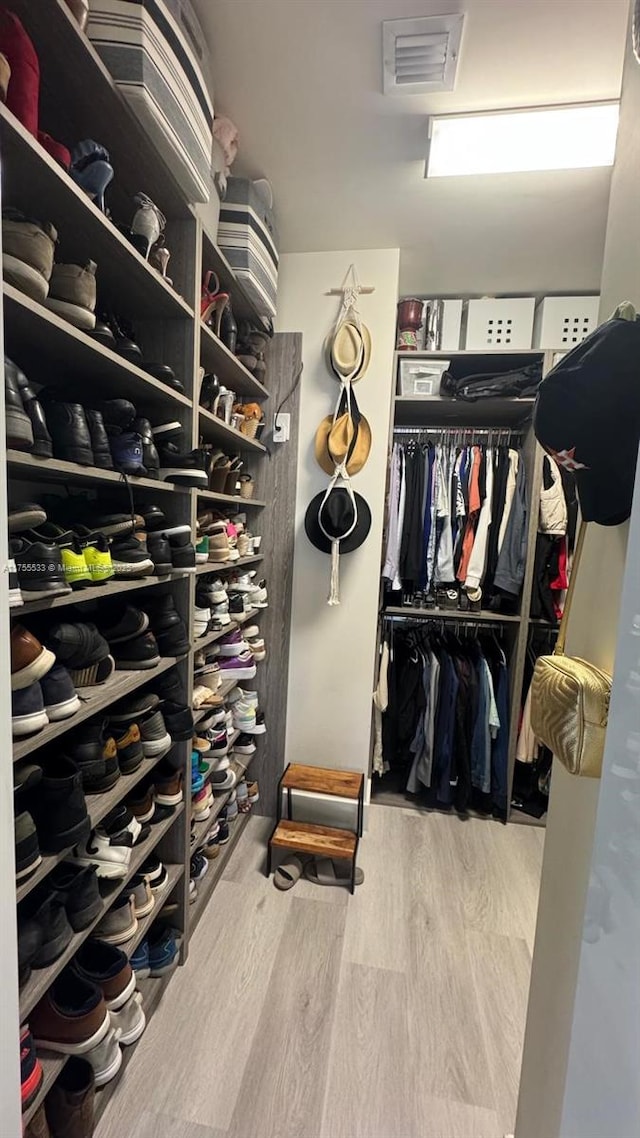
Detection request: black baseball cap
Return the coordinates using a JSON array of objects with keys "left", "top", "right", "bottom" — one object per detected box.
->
[{"left": 533, "top": 311, "right": 640, "bottom": 526}]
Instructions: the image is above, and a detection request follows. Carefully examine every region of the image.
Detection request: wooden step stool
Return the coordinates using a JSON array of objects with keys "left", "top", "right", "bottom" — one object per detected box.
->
[{"left": 267, "top": 763, "right": 364, "bottom": 894}]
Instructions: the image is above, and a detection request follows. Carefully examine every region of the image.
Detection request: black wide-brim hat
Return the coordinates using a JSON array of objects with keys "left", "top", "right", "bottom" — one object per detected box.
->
[{"left": 304, "top": 486, "right": 371, "bottom": 554}]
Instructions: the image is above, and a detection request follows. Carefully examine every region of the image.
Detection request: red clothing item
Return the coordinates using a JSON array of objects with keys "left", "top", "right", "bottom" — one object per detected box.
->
[{"left": 457, "top": 447, "right": 482, "bottom": 583}]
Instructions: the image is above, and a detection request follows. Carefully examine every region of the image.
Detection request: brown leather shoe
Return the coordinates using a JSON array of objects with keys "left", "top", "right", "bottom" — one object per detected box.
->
[
  {"left": 30, "top": 969, "right": 110, "bottom": 1055},
  {"left": 45, "top": 1056, "right": 95, "bottom": 1138},
  {"left": 11, "top": 624, "right": 56, "bottom": 690},
  {"left": 154, "top": 767, "right": 183, "bottom": 806}
]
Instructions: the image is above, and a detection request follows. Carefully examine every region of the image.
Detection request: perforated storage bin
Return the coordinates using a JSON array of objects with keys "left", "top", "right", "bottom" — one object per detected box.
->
[
  {"left": 464, "top": 298, "right": 535, "bottom": 350},
  {"left": 533, "top": 296, "right": 600, "bottom": 350},
  {"left": 87, "top": 0, "right": 214, "bottom": 203}
]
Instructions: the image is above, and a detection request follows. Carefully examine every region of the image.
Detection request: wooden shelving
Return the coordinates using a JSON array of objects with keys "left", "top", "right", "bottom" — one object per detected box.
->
[
  {"left": 394, "top": 395, "right": 535, "bottom": 429},
  {"left": 197, "top": 488, "right": 266, "bottom": 509},
  {"left": 199, "top": 322, "right": 269, "bottom": 401},
  {"left": 196, "top": 554, "right": 263, "bottom": 576},
  {"left": 193, "top": 609, "right": 258, "bottom": 652},
  {"left": 3, "top": 286, "right": 192, "bottom": 412},
  {"left": 15, "top": 572, "right": 187, "bottom": 619},
  {"left": 189, "top": 813, "right": 251, "bottom": 932},
  {"left": 7, "top": 451, "right": 191, "bottom": 495},
  {"left": 19, "top": 805, "right": 184, "bottom": 1018},
  {"left": 13, "top": 657, "right": 183, "bottom": 763},
  {"left": 384, "top": 606, "right": 521, "bottom": 624},
  {"left": 198, "top": 407, "right": 267, "bottom": 453}
]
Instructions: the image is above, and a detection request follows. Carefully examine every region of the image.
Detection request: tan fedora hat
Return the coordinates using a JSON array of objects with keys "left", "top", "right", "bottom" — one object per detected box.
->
[
  {"left": 326, "top": 319, "right": 372, "bottom": 383},
  {"left": 314, "top": 389, "right": 372, "bottom": 476}
]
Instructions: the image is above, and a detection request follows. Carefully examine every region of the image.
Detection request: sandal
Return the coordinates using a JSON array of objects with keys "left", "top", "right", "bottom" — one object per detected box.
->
[
  {"left": 274, "top": 856, "right": 304, "bottom": 891},
  {"left": 304, "top": 857, "right": 364, "bottom": 888}
]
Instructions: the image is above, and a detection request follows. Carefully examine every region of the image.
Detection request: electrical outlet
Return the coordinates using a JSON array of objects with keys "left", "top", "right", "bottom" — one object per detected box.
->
[{"left": 273, "top": 413, "right": 290, "bottom": 442}]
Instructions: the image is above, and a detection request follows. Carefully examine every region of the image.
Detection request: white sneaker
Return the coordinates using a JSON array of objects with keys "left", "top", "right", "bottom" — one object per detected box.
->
[
  {"left": 85, "top": 1027, "right": 123, "bottom": 1086},
  {"left": 233, "top": 701, "right": 257, "bottom": 732},
  {"left": 110, "top": 992, "right": 146, "bottom": 1046},
  {"left": 205, "top": 579, "right": 228, "bottom": 604},
  {"left": 238, "top": 688, "right": 259, "bottom": 707},
  {"left": 75, "top": 830, "right": 132, "bottom": 879},
  {"left": 194, "top": 606, "right": 211, "bottom": 637},
  {"left": 243, "top": 624, "right": 260, "bottom": 639},
  {"left": 218, "top": 637, "right": 249, "bottom": 658}
]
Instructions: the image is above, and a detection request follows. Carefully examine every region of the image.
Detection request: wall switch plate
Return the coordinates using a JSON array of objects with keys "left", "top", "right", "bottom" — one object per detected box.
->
[{"left": 273, "top": 413, "right": 290, "bottom": 442}]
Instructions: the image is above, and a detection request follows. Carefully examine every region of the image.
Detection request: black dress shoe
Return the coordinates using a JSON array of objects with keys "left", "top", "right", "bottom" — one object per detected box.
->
[
  {"left": 85, "top": 409, "right": 114, "bottom": 470},
  {"left": 40, "top": 396, "right": 94, "bottom": 466},
  {"left": 147, "top": 531, "right": 172, "bottom": 574},
  {"left": 144, "top": 363, "right": 184, "bottom": 393},
  {"left": 158, "top": 442, "right": 208, "bottom": 487},
  {"left": 100, "top": 399, "right": 137, "bottom": 434},
  {"left": 12, "top": 361, "right": 53, "bottom": 458},
  {"left": 4, "top": 356, "right": 34, "bottom": 451}
]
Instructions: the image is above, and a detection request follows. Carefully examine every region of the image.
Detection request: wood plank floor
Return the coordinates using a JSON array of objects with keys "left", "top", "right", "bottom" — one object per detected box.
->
[{"left": 95, "top": 806, "right": 544, "bottom": 1138}]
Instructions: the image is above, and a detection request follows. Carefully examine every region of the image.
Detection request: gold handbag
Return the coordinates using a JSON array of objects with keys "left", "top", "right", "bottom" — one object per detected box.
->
[{"left": 530, "top": 523, "right": 612, "bottom": 778}]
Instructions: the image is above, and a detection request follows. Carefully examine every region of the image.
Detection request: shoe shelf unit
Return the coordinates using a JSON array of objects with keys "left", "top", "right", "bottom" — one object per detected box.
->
[
  {"left": 3, "top": 1, "right": 286, "bottom": 1125},
  {"left": 378, "top": 348, "right": 557, "bottom": 826},
  {"left": 194, "top": 607, "right": 259, "bottom": 653}
]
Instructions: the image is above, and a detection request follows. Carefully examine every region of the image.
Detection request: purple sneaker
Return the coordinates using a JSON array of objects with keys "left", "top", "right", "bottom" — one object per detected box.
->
[{"left": 218, "top": 652, "right": 256, "bottom": 681}]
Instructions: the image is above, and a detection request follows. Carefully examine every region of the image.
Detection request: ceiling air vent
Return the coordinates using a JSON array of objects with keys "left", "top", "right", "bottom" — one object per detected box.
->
[{"left": 382, "top": 14, "right": 464, "bottom": 95}]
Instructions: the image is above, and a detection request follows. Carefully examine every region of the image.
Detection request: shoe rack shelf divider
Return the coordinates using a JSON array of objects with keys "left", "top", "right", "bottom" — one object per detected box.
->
[
  {"left": 2, "top": 0, "right": 280, "bottom": 1124},
  {"left": 378, "top": 348, "right": 557, "bottom": 826}
]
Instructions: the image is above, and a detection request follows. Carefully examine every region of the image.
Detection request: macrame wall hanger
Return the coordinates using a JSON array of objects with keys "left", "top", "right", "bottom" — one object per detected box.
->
[{"left": 326, "top": 263, "right": 375, "bottom": 299}]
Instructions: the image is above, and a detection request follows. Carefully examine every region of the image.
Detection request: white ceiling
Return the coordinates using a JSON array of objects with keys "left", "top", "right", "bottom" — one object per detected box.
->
[{"left": 194, "top": 0, "right": 629, "bottom": 296}]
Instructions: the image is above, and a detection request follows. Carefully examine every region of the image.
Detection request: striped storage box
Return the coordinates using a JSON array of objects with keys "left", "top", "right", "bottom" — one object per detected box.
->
[
  {"left": 87, "top": 0, "right": 214, "bottom": 204},
  {"left": 218, "top": 178, "right": 279, "bottom": 318}
]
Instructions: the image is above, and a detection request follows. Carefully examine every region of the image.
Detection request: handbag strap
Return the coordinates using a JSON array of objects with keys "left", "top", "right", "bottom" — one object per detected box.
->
[{"left": 554, "top": 520, "right": 587, "bottom": 656}]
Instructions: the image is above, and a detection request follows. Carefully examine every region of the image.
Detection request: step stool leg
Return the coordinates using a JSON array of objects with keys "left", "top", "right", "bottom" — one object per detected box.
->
[
  {"left": 266, "top": 841, "right": 272, "bottom": 877},
  {"left": 350, "top": 858, "right": 356, "bottom": 895}
]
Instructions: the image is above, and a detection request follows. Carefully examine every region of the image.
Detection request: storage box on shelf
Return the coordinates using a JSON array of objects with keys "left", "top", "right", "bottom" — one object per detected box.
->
[
  {"left": 463, "top": 297, "right": 535, "bottom": 350},
  {"left": 218, "top": 176, "right": 279, "bottom": 319},
  {"left": 533, "top": 295, "right": 600, "bottom": 349}
]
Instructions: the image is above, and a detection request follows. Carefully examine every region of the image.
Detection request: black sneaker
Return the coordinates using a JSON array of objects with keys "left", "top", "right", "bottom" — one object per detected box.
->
[
  {"left": 145, "top": 363, "right": 184, "bottom": 393},
  {"left": 133, "top": 417, "right": 160, "bottom": 478},
  {"left": 17, "top": 912, "right": 43, "bottom": 986},
  {"left": 112, "top": 630, "right": 161, "bottom": 671},
  {"left": 29, "top": 756, "right": 91, "bottom": 853},
  {"left": 139, "top": 708, "right": 171, "bottom": 755},
  {"left": 228, "top": 591, "right": 246, "bottom": 614},
  {"left": 5, "top": 356, "right": 34, "bottom": 451},
  {"left": 40, "top": 397, "right": 94, "bottom": 466},
  {"left": 99, "top": 605, "right": 150, "bottom": 644},
  {"left": 99, "top": 398, "right": 136, "bottom": 433},
  {"left": 155, "top": 619, "right": 190, "bottom": 658},
  {"left": 169, "top": 532, "right": 196, "bottom": 574},
  {"left": 49, "top": 863, "right": 102, "bottom": 931},
  {"left": 8, "top": 501, "right": 47, "bottom": 533},
  {"left": 85, "top": 409, "right": 114, "bottom": 470},
  {"left": 110, "top": 721, "right": 144, "bottom": 774},
  {"left": 40, "top": 665, "right": 81, "bottom": 722},
  {"left": 18, "top": 889, "right": 74, "bottom": 967},
  {"left": 14, "top": 362, "right": 53, "bottom": 458},
  {"left": 234, "top": 732, "right": 257, "bottom": 755},
  {"left": 15, "top": 810, "right": 41, "bottom": 880},
  {"left": 92, "top": 511, "right": 135, "bottom": 538},
  {"left": 142, "top": 503, "right": 191, "bottom": 537},
  {"left": 108, "top": 690, "right": 160, "bottom": 724},
  {"left": 110, "top": 535, "right": 154, "bottom": 578},
  {"left": 161, "top": 701, "right": 195, "bottom": 741},
  {"left": 63, "top": 720, "right": 121, "bottom": 793},
  {"left": 9, "top": 537, "right": 71, "bottom": 600},
  {"left": 47, "top": 622, "right": 115, "bottom": 687},
  {"left": 158, "top": 441, "right": 208, "bottom": 488},
  {"left": 147, "top": 532, "right": 172, "bottom": 575}
]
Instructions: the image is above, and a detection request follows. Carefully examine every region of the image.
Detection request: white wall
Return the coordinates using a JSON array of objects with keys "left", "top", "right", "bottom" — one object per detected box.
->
[
  {"left": 515, "top": 9, "right": 638, "bottom": 1137},
  {"left": 276, "top": 249, "right": 399, "bottom": 789}
]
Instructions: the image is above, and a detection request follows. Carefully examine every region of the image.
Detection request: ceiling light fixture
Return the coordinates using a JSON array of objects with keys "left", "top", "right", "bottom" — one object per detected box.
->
[{"left": 425, "top": 102, "right": 620, "bottom": 177}]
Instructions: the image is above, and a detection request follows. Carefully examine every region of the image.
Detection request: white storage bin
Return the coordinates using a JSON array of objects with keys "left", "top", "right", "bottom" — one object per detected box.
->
[
  {"left": 439, "top": 299, "right": 463, "bottom": 350},
  {"left": 464, "top": 298, "right": 535, "bottom": 350},
  {"left": 533, "top": 296, "right": 600, "bottom": 349},
  {"left": 398, "top": 358, "right": 450, "bottom": 396}
]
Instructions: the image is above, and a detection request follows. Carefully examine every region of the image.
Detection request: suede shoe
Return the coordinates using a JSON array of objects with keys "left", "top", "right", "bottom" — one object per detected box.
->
[
  {"left": 12, "top": 682, "right": 49, "bottom": 738},
  {"left": 44, "top": 1056, "right": 95, "bottom": 1138},
  {"left": 41, "top": 665, "right": 81, "bottom": 721},
  {"left": 72, "top": 941, "right": 135, "bottom": 1009},
  {"left": 44, "top": 261, "right": 97, "bottom": 331},
  {"left": 30, "top": 968, "right": 110, "bottom": 1054},
  {"left": 30, "top": 757, "right": 91, "bottom": 853},
  {"left": 110, "top": 721, "right": 144, "bottom": 774},
  {"left": 2, "top": 210, "right": 56, "bottom": 302},
  {"left": 92, "top": 895, "right": 137, "bottom": 945}
]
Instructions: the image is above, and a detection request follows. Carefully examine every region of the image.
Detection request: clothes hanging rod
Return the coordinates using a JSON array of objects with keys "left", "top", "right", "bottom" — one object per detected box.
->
[
  {"left": 382, "top": 612, "right": 514, "bottom": 632},
  {"left": 392, "top": 426, "right": 523, "bottom": 438}
]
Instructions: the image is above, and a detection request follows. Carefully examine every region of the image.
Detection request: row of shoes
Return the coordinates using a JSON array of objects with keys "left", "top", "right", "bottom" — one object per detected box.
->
[
  {"left": 15, "top": 677, "right": 193, "bottom": 876},
  {"left": 197, "top": 508, "right": 261, "bottom": 562},
  {"left": 6, "top": 361, "right": 204, "bottom": 484},
  {"left": 399, "top": 584, "right": 486, "bottom": 614},
  {"left": 8, "top": 502, "right": 198, "bottom": 607},
  {"left": 189, "top": 782, "right": 259, "bottom": 901},
  {"left": 200, "top": 273, "right": 271, "bottom": 388}
]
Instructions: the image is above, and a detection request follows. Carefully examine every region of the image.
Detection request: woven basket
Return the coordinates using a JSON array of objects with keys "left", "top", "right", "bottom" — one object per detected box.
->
[{"left": 239, "top": 478, "right": 255, "bottom": 500}]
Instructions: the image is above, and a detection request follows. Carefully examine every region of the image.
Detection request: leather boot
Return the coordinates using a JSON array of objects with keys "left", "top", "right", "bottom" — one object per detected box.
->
[
  {"left": 45, "top": 1056, "right": 95, "bottom": 1137},
  {"left": 85, "top": 409, "right": 113, "bottom": 470},
  {"left": 13, "top": 360, "right": 53, "bottom": 458},
  {"left": 25, "top": 1106, "right": 51, "bottom": 1138},
  {"left": 133, "top": 417, "right": 159, "bottom": 478},
  {"left": 4, "top": 355, "right": 33, "bottom": 450},
  {"left": 40, "top": 397, "right": 94, "bottom": 467}
]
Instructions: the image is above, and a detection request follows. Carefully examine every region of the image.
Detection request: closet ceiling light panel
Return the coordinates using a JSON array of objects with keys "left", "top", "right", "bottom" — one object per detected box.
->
[
  {"left": 425, "top": 102, "right": 620, "bottom": 177},
  {"left": 382, "top": 14, "right": 464, "bottom": 95}
]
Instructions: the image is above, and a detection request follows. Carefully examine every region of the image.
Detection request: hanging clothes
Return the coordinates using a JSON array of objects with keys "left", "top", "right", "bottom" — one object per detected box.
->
[{"left": 379, "top": 621, "right": 511, "bottom": 819}]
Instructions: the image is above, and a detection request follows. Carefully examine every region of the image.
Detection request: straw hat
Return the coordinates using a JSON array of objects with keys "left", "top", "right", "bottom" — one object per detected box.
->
[
  {"left": 314, "top": 386, "right": 371, "bottom": 476},
  {"left": 326, "top": 319, "right": 372, "bottom": 383}
]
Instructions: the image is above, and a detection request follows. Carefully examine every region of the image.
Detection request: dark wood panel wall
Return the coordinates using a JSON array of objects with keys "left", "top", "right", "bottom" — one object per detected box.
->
[{"left": 250, "top": 332, "right": 302, "bottom": 816}]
